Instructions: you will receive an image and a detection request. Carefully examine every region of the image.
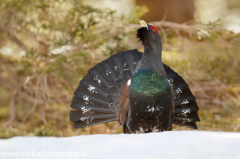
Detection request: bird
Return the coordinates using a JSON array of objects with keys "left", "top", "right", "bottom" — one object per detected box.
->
[{"left": 69, "top": 20, "right": 200, "bottom": 133}]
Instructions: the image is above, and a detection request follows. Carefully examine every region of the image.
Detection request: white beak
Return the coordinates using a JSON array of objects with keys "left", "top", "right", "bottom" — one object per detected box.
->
[{"left": 139, "top": 20, "right": 148, "bottom": 29}]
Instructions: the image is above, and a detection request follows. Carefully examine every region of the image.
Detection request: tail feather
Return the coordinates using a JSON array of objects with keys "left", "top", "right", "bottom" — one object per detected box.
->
[
  {"left": 70, "top": 110, "right": 116, "bottom": 122},
  {"left": 71, "top": 96, "right": 113, "bottom": 111},
  {"left": 122, "top": 50, "right": 142, "bottom": 75},
  {"left": 70, "top": 50, "right": 200, "bottom": 129},
  {"left": 109, "top": 52, "right": 129, "bottom": 82},
  {"left": 80, "top": 80, "right": 112, "bottom": 102},
  {"left": 100, "top": 61, "right": 122, "bottom": 89},
  {"left": 164, "top": 64, "right": 200, "bottom": 129},
  {"left": 164, "top": 66, "right": 178, "bottom": 81},
  {"left": 174, "top": 104, "right": 199, "bottom": 114},
  {"left": 174, "top": 96, "right": 196, "bottom": 107},
  {"left": 173, "top": 120, "right": 198, "bottom": 129},
  {"left": 174, "top": 111, "right": 200, "bottom": 122},
  {"left": 88, "top": 64, "right": 117, "bottom": 94},
  {"left": 73, "top": 118, "right": 116, "bottom": 128},
  {"left": 70, "top": 50, "right": 143, "bottom": 128},
  {"left": 75, "top": 91, "right": 110, "bottom": 108}
]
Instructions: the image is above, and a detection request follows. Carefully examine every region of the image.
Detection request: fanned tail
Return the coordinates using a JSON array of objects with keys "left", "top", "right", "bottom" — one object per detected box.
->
[
  {"left": 70, "top": 49, "right": 142, "bottom": 128},
  {"left": 70, "top": 50, "right": 200, "bottom": 129},
  {"left": 164, "top": 64, "right": 200, "bottom": 129}
]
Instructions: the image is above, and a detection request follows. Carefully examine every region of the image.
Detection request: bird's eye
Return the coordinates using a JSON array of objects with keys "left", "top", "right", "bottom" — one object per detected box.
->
[{"left": 151, "top": 26, "right": 157, "bottom": 34}]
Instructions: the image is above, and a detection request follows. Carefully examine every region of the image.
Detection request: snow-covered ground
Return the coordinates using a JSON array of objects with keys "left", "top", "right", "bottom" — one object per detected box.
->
[{"left": 0, "top": 131, "right": 240, "bottom": 159}]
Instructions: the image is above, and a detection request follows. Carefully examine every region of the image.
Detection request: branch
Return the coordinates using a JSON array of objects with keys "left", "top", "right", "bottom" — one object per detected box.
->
[
  {"left": 116, "top": 21, "right": 192, "bottom": 32},
  {"left": 0, "top": 26, "right": 30, "bottom": 52},
  {"left": 3, "top": 88, "right": 18, "bottom": 127},
  {"left": 198, "top": 99, "right": 238, "bottom": 115}
]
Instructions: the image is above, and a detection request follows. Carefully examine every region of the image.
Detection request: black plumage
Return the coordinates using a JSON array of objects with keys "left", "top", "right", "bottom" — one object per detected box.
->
[{"left": 70, "top": 20, "right": 200, "bottom": 133}]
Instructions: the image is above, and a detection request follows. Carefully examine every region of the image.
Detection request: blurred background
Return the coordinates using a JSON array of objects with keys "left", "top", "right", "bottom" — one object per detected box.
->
[{"left": 0, "top": 0, "right": 239, "bottom": 138}]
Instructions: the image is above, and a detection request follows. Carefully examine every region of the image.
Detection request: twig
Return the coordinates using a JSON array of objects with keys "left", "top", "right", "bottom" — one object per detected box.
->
[
  {"left": 40, "top": 106, "right": 47, "bottom": 124},
  {"left": 198, "top": 99, "right": 238, "bottom": 115},
  {"left": 21, "top": 76, "right": 40, "bottom": 125},
  {"left": 116, "top": 21, "right": 191, "bottom": 32},
  {"left": 3, "top": 88, "right": 18, "bottom": 127},
  {"left": 225, "top": 92, "right": 239, "bottom": 104},
  {"left": 21, "top": 99, "right": 37, "bottom": 124},
  {"left": 191, "top": 86, "right": 234, "bottom": 92},
  {"left": 158, "top": 25, "right": 168, "bottom": 46},
  {"left": 0, "top": 26, "right": 30, "bottom": 52},
  {"left": 161, "top": 8, "right": 168, "bottom": 22}
]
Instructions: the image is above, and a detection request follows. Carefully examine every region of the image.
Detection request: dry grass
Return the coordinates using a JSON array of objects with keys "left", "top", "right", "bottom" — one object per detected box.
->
[{"left": 1, "top": 18, "right": 240, "bottom": 138}]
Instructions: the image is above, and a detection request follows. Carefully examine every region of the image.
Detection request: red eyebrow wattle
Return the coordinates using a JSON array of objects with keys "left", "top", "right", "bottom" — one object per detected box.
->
[{"left": 151, "top": 26, "right": 157, "bottom": 34}]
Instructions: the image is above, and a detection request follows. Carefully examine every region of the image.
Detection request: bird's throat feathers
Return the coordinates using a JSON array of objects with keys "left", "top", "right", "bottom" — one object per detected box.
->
[
  {"left": 136, "top": 22, "right": 166, "bottom": 78},
  {"left": 135, "top": 49, "right": 167, "bottom": 78}
]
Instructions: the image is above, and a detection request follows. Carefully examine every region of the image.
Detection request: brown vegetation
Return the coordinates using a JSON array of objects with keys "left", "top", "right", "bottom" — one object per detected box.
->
[{"left": 0, "top": 0, "right": 239, "bottom": 138}]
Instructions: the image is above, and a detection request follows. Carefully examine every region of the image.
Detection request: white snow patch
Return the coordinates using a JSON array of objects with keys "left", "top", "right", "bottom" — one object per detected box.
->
[{"left": 0, "top": 131, "right": 240, "bottom": 159}]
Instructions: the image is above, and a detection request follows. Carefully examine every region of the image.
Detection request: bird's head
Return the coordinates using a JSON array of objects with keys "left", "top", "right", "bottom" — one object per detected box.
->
[{"left": 137, "top": 20, "right": 162, "bottom": 48}]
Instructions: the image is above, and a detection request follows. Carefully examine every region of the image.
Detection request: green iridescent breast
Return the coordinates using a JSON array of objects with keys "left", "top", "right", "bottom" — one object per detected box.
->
[{"left": 131, "top": 69, "right": 169, "bottom": 97}]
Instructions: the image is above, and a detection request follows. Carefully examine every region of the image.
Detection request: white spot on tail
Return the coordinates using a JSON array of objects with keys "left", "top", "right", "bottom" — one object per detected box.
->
[
  {"left": 148, "top": 106, "right": 155, "bottom": 113},
  {"left": 186, "top": 119, "right": 191, "bottom": 122},
  {"left": 176, "top": 88, "right": 182, "bottom": 94},
  {"left": 94, "top": 76, "right": 101, "bottom": 85},
  {"left": 181, "top": 108, "right": 190, "bottom": 117},
  {"left": 139, "top": 127, "right": 144, "bottom": 133},
  {"left": 181, "top": 99, "right": 189, "bottom": 107},
  {"left": 152, "top": 126, "right": 159, "bottom": 132},
  {"left": 175, "top": 88, "right": 182, "bottom": 98},
  {"left": 168, "top": 79, "right": 174, "bottom": 85},
  {"left": 127, "top": 79, "right": 131, "bottom": 86},
  {"left": 80, "top": 117, "right": 93, "bottom": 124},
  {"left": 123, "top": 63, "right": 127, "bottom": 68},
  {"left": 83, "top": 95, "right": 89, "bottom": 104},
  {"left": 105, "top": 71, "right": 111, "bottom": 75},
  {"left": 123, "top": 63, "right": 129, "bottom": 70},
  {"left": 181, "top": 120, "right": 186, "bottom": 124},
  {"left": 87, "top": 85, "right": 97, "bottom": 94},
  {"left": 81, "top": 107, "right": 94, "bottom": 115}
]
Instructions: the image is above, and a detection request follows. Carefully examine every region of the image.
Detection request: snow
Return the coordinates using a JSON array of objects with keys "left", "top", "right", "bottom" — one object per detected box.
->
[{"left": 0, "top": 131, "right": 240, "bottom": 159}]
